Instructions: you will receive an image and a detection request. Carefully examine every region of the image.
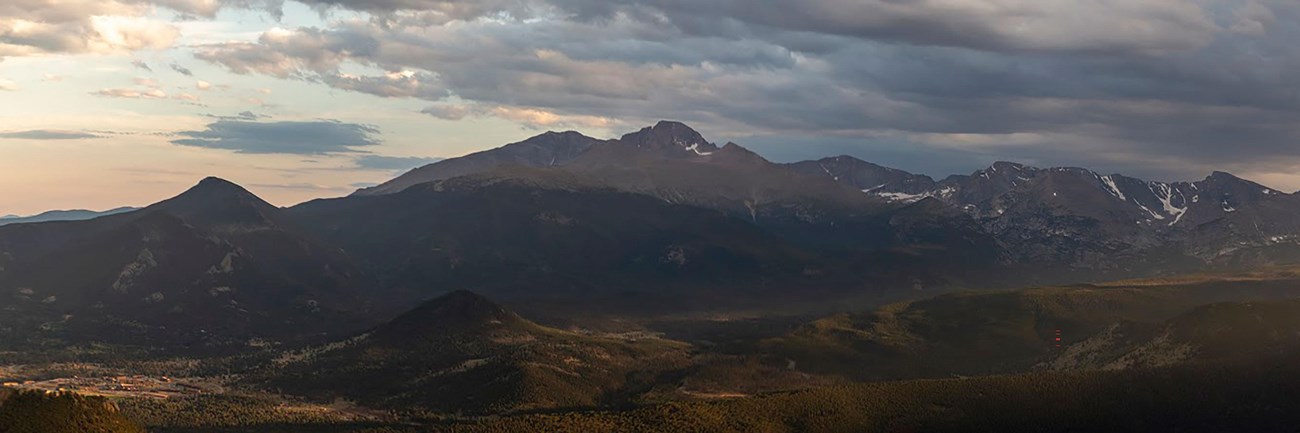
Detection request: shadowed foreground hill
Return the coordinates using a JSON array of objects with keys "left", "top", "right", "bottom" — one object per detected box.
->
[
  {"left": 440, "top": 362, "right": 1300, "bottom": 433},
  {"left": 258, "top": 291, "right": 691, "bottom": 414},
  {"left": 0, "top": 388, "right": 144, "bottom": 433},
  {"left": 761, "top": 267, "right": 1300, "bottom": 380},
  {"left": 1051, "top": 296, "right": 1300, "bottom": 370}
]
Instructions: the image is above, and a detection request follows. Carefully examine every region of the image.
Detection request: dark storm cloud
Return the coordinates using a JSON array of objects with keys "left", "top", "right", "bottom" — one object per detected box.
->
[
  {"left": 172, "top": 120, "right": 381, "bottom": 154},
  {"left": 0, "top": 130, "right": 101, "bottom": 140},
  {"left": 193, "top": 0, "right": 1300, "bottom": 183},
  {"left": 274, "top": 0, "right": 1222, "bottom": 53},
  {"left": 170, "top": 63, "right": 194, "bottom": 76}
]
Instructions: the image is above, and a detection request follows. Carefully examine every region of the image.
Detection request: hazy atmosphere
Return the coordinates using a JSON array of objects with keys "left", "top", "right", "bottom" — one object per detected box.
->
[
  {"left": 12, "top": 2, "right": 1300, "bottom": 432},
  {"left": 4, "top": 0, "right": 1300, "bottom": 215}
]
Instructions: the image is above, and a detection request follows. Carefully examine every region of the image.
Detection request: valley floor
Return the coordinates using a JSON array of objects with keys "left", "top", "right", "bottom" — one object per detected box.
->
[{"left": 10, "top": 266, "right": 1300, "bottom": 432}]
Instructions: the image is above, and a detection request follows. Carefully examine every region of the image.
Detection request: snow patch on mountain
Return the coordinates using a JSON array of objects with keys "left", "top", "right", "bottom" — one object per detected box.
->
[
  {"left": 867, "top": 186, "right": 956, "bottom": 203},
  {"left": 871, "top": 191, "right": 929, "bottom": 203},
  {"left": 1151, "top": 183, "right": 1188, "bottom": 226},
  {"left": 1100, "top": 175, "right": 1127, "bottom": 201},
  {"left": 1137, "top": 203, "right": 1165, "bottom": 221},
  {"left": 672, "top": 137, "right": 714, "bottom": 156},
  {"left": 684, "top": 143, "right": 714, "bottom": 156}
]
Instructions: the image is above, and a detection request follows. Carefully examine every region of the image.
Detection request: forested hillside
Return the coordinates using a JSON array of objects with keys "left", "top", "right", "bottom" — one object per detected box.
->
[{"left": 0, "top": 388, "right": 144, "bottom": 433}]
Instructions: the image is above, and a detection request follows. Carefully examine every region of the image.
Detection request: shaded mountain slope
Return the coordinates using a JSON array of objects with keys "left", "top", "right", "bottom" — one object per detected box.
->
[
  {"left": 786, "top": 156, "right": 937, "bottom": 197},
  {"left": 335, "top": 122, "right": 1004, "bottom": 297},
  {"left": 355, "top": 131, "right": 604, "bottom": 196},
  {"left": 291, "top": 170, "right": 844, "bottom": 313},
  {"left": 0, "top": 178, "right": 369, "bottom": 347}
]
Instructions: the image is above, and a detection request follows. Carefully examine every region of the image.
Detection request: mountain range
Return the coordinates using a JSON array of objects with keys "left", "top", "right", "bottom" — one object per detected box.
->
[
  {"left": 359, "top": 120, "right": 1300, "bottom": 278},
  {"left": 4, "top": 121, "right": 1300, "bottom": 348},
  {"left": 0, "top": 207, "right": 138, "bottom": 227}
]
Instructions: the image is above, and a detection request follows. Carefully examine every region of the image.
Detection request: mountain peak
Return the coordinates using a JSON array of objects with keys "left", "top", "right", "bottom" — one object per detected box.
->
[
  {"left": 527, "top": 130, "right": 589, "bottom": 142},
  {"left": 198, "top": 175, "right": 238, "bottom": 186},
  {"left": 374, "top": 290, "right": 529, "bottom": 339},
  {"left": 187, "top": 176, "right": 259, "bottom": 196},
  {"left": 520, "top": 130, "right": 601, "bottom": 149},
  {"left": 988, "top": 161, "right": 1032, "bottom": 173},
  {"left": 710, "top": 142, "right": 770, "bottom": 165},
  {"left": 1207, "top": 171, "right": 1244, "bottom": 181},
  {"left": 430, "top": 290, "right": 501, "bottom": 310},
  {"left": 1202, "top": 170, "right": 1272, "bottom": 191},
  {"left": 165, "top": 177, "right": 271, "bottom": 209},
  {"left": 619, "top": 121, "right": 718, "bottom": 155},
  {"left": 652, "top": 120, "right": 698, "bottom": 131},
  {"left": 149, "top": 177, "right": 282, "bottom": 229}
]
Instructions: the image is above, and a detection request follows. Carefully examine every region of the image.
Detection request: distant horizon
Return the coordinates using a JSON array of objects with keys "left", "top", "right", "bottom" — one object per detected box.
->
[{"left": 2, "top": 123, "right": 1291, "bottom": 217}]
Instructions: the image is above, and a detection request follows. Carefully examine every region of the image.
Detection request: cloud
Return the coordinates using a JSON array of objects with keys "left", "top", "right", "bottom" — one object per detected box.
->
[
  {"left": 421, "top": 103, "right": 616, "bottom": 129},
  {"left": 134, "top": 77, "right": 160, "bottom": 88},
  {"left": 93, "top": 88, "right": 168, "bottom": 99},
  {"left": 601, "top": 0, "right": 1217, "bottom": 54},
  {"left": 242, "top": 96, "right": 270, "bottom": 106},
  {"left": 203, "top": 110, "right": 265, "bottom": 120},
  {"left": 270, "top": 0, "right": 1221, "bottom": 54},
  {"left": 181, "top": 0, "right": 1300, "bottom": 185},
  {"left": 151, "top": 0, "right": 229, "bottom": 17},
  {"left": 0, "top": 130, "right": 100, "bottom": 140},
  {"left": 283, "top": 0, "right": 527, "bottom": 18},
  {"left": 0, "top": 78, "right": 16, "bottom": 91},
  {"left": 194, "top": 26, "right": 375, "bottom": 77},
  {"left": 170, "top": 63, "right": 194, "bottom": 76},
  {"left": 322, "top": 70, "right": 447, "bottom": 99},
  {"left": 6, "top": 0, "right": 1300, "bottom": 189},
  {"left": 172, "top": 119, "right": 381, "bottom": 155},
  {"left": 0, "top": 2, "right": 180, "bottom": 58},
  {"left": 131, "top": 60, "right": 153, "bottom": 72},
  {"left": 353, "top": 155, "right": 443, "bottom": 171}
]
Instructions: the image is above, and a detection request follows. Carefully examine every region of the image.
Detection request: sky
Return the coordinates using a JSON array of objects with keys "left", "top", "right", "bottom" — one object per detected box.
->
[{"left": 2, "top": 0, "right": 1300, "bottom": 215}]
